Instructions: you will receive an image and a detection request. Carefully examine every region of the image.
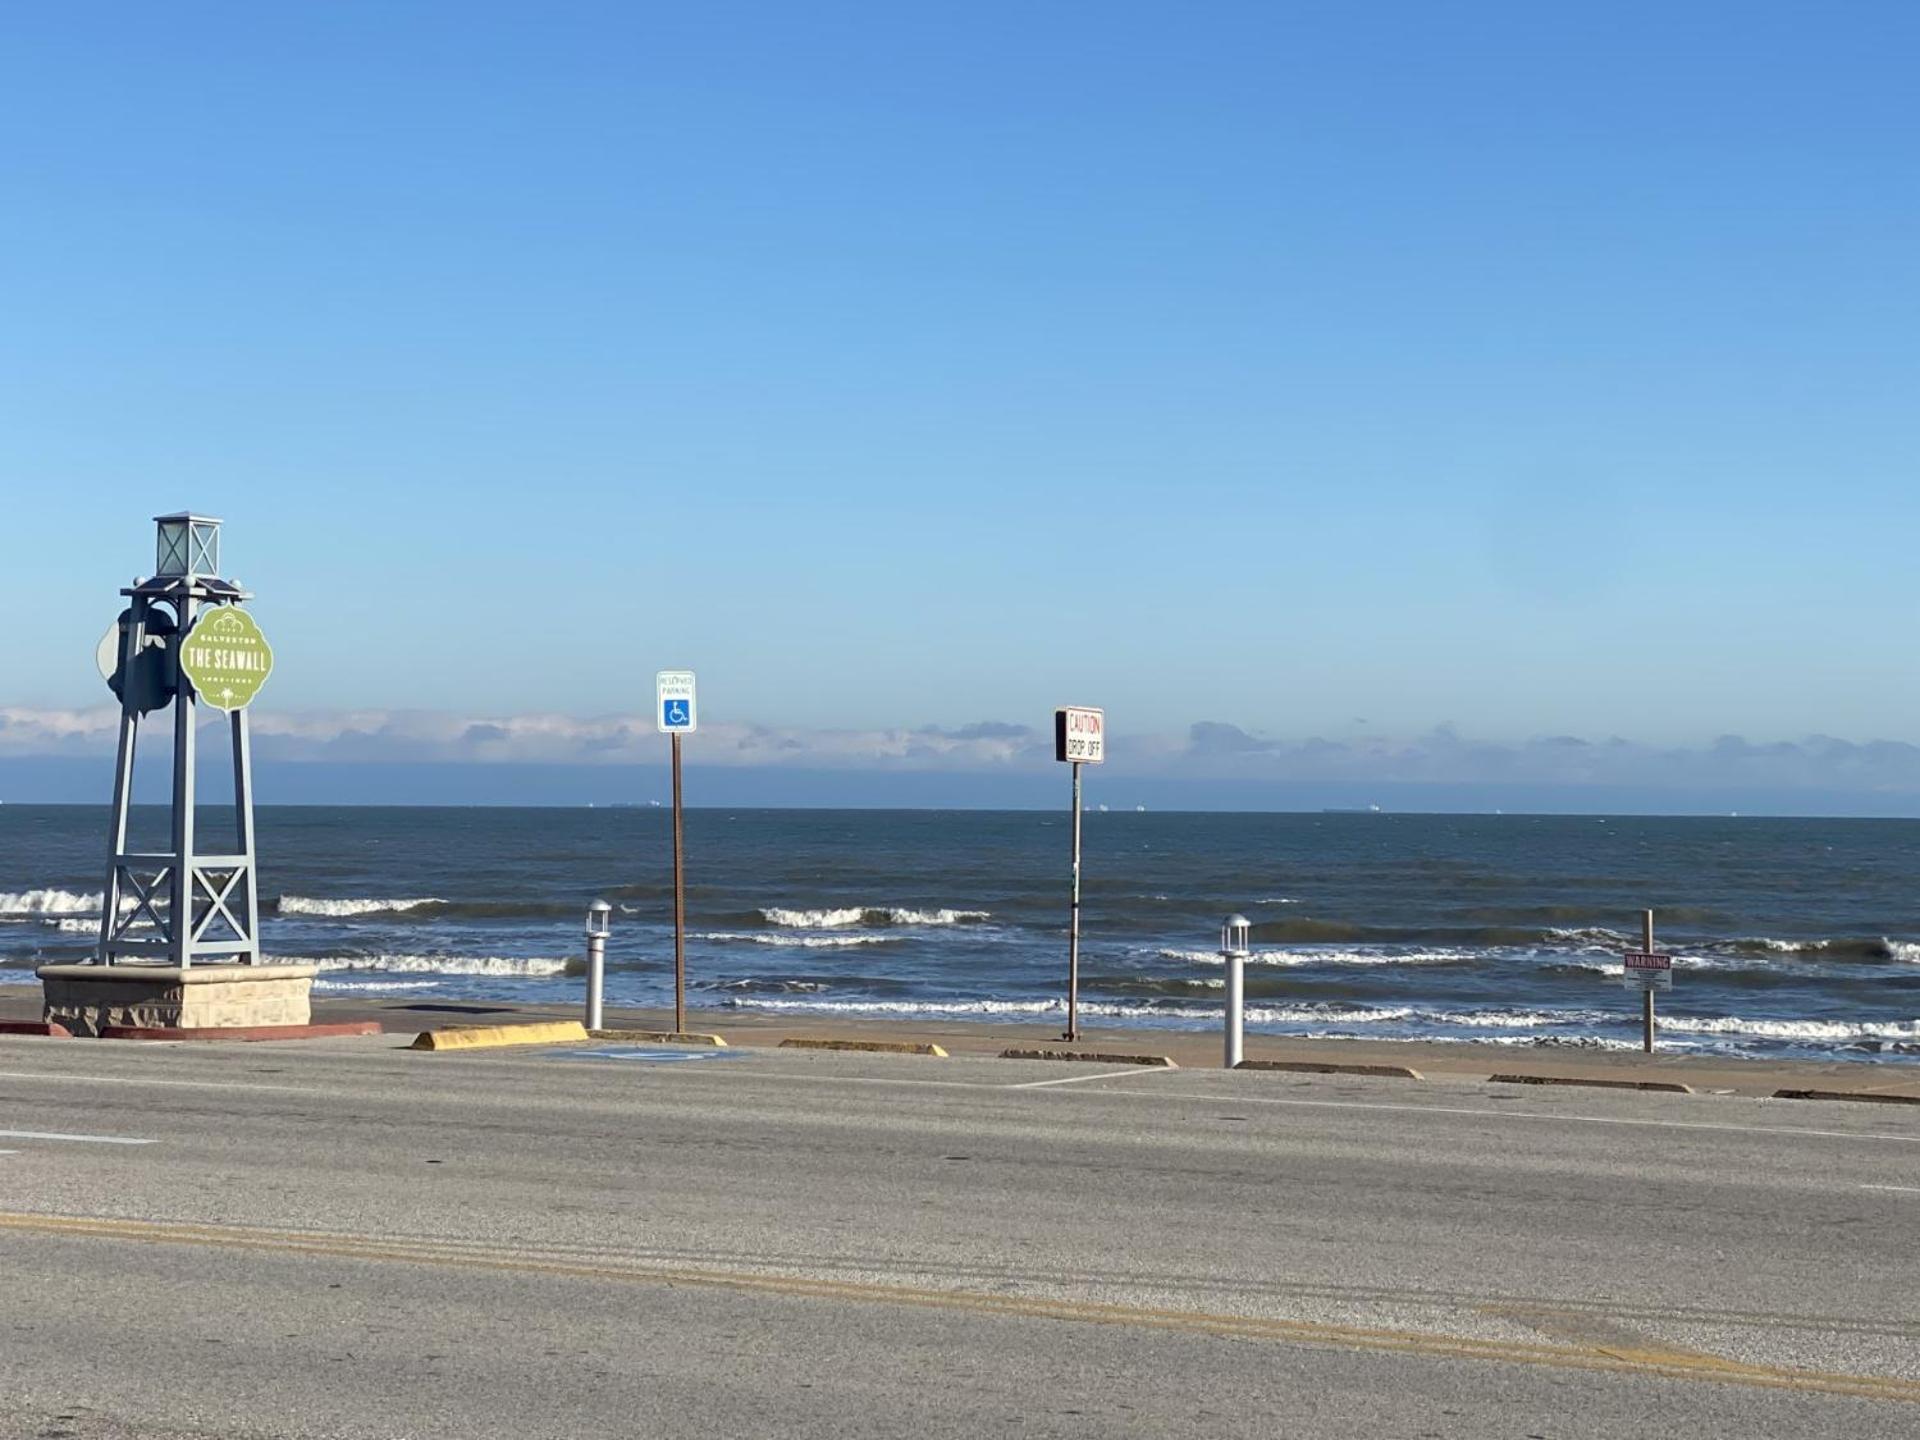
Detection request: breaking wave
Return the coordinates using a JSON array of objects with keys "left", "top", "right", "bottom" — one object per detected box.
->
[
  {"left": 277, "top": 896, "right": 444, "bottom": 917},
  {"left": 716, "top": 996, "right": 1611, "bottom": 1030},
  {"left": 713, "top": 996, "right": 1914, "bottom": 1049},
  {"left": 0, "top": 889, "right": 102, "bottom": 917},
  {"left": 759, "top": 906, "right": 991, "bottom": 929},
  {"left": 1157, "top": 946, "right": 1477, "bottom": 969},
  {"left": 1711, "top": 936, "right": 1920, "bottom": 963},
  {"left": 309, "top": 953, "right": 575, "bottom": 978},
  {"left": 1654, "top": 1014, "right": 1920, "bottom": 1043},
  {"left": 699, "top": 931, "right": 894, "bottom": 949}
]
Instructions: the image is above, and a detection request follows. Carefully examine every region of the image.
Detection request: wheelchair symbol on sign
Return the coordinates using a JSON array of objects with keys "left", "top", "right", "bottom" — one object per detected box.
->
[{"left": 664, "top": 700, "right": 690, "bottom": 727}]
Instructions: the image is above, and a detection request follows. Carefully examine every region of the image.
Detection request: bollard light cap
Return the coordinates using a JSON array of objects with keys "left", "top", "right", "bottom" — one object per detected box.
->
[{"left": 1220, "top": 912, "right": 1253, "bottom": 957}]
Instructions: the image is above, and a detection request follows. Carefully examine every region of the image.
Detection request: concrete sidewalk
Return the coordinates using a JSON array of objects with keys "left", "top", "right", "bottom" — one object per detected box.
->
[{"left": 7, "top": 985, "right": 1916, "bottom": 1100}]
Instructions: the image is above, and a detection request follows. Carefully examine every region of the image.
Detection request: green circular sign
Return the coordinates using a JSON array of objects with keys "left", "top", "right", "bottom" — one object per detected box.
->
[{"left": 180, "top": 606, "right": 275, "bottom": 711}]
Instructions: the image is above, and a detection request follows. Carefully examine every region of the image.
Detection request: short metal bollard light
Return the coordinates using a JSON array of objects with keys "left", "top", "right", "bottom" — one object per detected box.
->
[
  {"left": 1221, "top": 912, "right": 1251, "bottom": 1069},
  {"left": 584, "top": 899, "right": 611, "bottom": 1033}
]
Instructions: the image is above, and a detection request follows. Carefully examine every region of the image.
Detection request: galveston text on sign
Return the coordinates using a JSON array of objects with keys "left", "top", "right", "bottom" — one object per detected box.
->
[{"left": 179, "top": 607, "right": 275, "bottom": 712}]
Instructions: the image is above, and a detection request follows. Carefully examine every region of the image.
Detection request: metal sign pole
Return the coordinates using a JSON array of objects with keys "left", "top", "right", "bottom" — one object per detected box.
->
[
  {"left": 672, "top": 731, "right": 686, "bottom": 1035},
  {"left": 1642, "top": 908, "right": 1656, "bottom": 1054},
  {"left": 1066, "top": 759, "right": 1082, "bottom": 1041},
  {"left": 1052, "top": 705, "right": 1103, "bottom": 1043}
]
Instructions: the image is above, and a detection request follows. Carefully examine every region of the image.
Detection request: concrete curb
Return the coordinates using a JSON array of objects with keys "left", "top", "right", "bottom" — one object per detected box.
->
[
  {"left": 1000, "top": 1049, "right": 1177, "bottom": 1068},
  {"left": 99, "top": 1021, "right": 383, "bottom": 1042},
  {"left": 781, "top": 1037, "right": 948, "bottom": 1057},
  {"left": 1772, "top": 1088, "right": 1920, "bottom": 1106},
  {"left": 1490, "top": 1073, "right": 1693, "bottom": 1094},
  {"left": 410, "top": 1021, "right": 589, "bottom": 1051},
  {"left": 590, "top": 1030, "right": 728, "bottom": 1047},
  {"left": 0, "top": 1021, "right": 72, "bottom": 1038},
  {"left": 1237, "top": 1060, "right": 1423, "bottom": 1080}
]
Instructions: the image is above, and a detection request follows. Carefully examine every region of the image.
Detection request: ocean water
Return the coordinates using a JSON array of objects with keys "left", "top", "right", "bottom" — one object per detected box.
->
[{"left": 3, "top": 805, "right": 1919, "bottom": 1063}]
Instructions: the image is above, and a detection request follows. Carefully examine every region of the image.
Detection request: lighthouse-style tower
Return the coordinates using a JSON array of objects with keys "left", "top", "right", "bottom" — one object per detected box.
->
[
  {"left": 97, "top": 513, "right": 268, "bottom": 966},
  {"left": 40, "top": 514, "right": 311, "bottom": 1035}
]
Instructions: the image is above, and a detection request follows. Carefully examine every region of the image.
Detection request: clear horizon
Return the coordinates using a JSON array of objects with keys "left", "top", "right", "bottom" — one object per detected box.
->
[{"left": 6, "top": 3, "right": 1918, "bottom": 809}]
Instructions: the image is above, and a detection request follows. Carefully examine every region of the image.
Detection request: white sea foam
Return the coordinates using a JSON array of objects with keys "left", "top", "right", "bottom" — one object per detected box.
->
[
  {"left": 891, "top": 907, "right": 991, "bottom": 926},
  {"left": 759, "top": 906, "right": 990, "bottom": 929},
  {"left": 310, "top": 954, "right": 571, "bottom": 978},
  {"left": 0, "top": 889, "right": 104, "bottom": 917},
  {"left": 1545, "top": 927, "right": 1633, "bottom": 949},
  {"left": 728, "top": 997, "right": 1071, "bottom": 1018},
  {"left": 1740, "top": 937, "right": 1810, "bottom": 954},
  {"left": 1655, "top": 1014, "right": 1920, "bottom": 1043},
  {"left": 278, "top": 896, "right": 444, "bottom": 917},
  {"left": 311, "top": 979, "right": 442, "bottom": 994},
  {"left": 716, "top": 997, "right": 1422, "bottom": 1027},
  {"left": 1157, "top": 948, "right": 1230, "bottom": 965},
  {"left": 1471, "top": 1033, "right": 1644, "bottom": 1051},
  {"left": 699, "top": 931, "right": 892, "bottom": 949},
  {"left": 45, "top": 918, "right": 104, "bottom": 935},
  {"left": 721, "top": 994, "right": 1631, "bottom": 1035},
  {"left": 761, "top": 907, "right": 868, "bottom": 928},
  {"left": 1158, "top": 946, "right": 1472, "bottom": 968}
]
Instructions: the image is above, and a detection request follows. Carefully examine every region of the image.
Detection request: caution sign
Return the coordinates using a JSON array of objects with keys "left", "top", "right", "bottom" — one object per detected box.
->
[
  {"left": 181, "top": 607, "right": 275, "bottom": 711},
  {"left": 1054, "top": 706, "right": 1105, "bottom": 764}
]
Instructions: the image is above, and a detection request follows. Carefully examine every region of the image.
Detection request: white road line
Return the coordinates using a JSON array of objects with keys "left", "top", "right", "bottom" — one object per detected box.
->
[
  {"left": 640, "top": 1067, "right": 1920, "bottom": 1144},
  {"left": 0, "top": 1129, "right": 156, "bottom": 1146},
  {"left": 1861, "top": 1183, "right": 1920, "bottom": 1193},
  {"left": 0, "top": 1070, "right": 314, "bottom": 1094},
  {"left": 1091, "top": 1088, "right": 1920, "bottom": 1145},
  {"left": 1006, "top": 1069, "right": 1175, "bottom": 1090}
]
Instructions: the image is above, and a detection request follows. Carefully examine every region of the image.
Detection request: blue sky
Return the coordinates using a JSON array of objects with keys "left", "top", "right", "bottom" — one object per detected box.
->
[{"left": 4, "top": 3, "right": 1919, "bottom": 806}]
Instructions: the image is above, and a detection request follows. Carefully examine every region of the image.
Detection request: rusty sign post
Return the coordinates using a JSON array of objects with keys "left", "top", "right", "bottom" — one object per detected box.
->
[{"left": 1054, "top": 706, "right": 1105, "bottom": 1041}]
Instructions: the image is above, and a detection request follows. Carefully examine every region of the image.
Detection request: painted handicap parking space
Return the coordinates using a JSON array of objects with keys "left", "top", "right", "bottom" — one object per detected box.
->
[{"left": 552, "top": 1046, "right": 749, "bottom": 1064}]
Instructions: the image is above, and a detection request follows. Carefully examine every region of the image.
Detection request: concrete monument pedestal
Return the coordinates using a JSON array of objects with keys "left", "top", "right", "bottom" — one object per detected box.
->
[{"left": 38, "top": 963, "right": 316, "bottom": 1037}]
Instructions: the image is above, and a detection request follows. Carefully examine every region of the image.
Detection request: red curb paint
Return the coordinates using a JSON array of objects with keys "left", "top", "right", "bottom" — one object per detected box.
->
[
  {"left": 0, "top": 1021, "right": 73, "bottom": 1038},
  {"left": 98, "top": 1021, "right": 383, "bottom": 1042}
]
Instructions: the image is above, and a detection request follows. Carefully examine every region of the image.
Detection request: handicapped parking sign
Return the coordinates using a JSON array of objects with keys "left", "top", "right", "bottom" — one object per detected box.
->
[{"left": 656, "top": 670, "right": 697, "bottom": 734}]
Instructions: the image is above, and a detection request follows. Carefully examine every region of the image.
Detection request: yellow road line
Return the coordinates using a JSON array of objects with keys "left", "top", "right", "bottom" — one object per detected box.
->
[{"left": 1, "top": 1211, "right": 1913, "bottom": 1404}]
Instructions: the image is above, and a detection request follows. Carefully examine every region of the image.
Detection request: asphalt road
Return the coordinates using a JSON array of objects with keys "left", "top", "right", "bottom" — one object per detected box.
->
[{"left": 1, "top": 1035, "right": 1916, "bottom": 1438}]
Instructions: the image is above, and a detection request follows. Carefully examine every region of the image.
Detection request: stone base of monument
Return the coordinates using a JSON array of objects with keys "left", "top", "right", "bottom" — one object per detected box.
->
[{"left": 37, "top": 963, "right": 318, "bottom": 1037}]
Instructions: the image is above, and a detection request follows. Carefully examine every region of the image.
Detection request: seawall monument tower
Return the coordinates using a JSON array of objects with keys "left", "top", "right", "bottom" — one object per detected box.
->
[{"left": 37, "top": 513, "right": 315, "bottom": 1034}]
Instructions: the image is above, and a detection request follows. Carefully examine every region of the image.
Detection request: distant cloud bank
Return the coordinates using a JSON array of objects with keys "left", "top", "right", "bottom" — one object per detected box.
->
[{"left": 8, "top": 704, "right": 1920, "bottom": 800}]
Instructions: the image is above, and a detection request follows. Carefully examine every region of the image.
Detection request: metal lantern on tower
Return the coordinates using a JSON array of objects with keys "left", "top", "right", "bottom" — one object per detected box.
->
[{"left": 154, "top": 512, "right": 222, "bottom": 579}]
